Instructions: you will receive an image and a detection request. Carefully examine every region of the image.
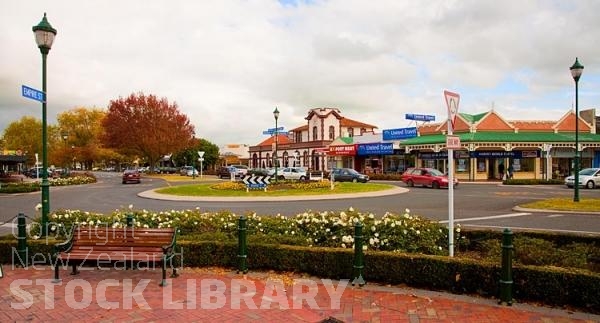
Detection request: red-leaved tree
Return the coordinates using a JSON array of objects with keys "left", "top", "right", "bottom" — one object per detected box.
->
[{"left": 102, "top": 92, "right": 195, "bottom": 168}]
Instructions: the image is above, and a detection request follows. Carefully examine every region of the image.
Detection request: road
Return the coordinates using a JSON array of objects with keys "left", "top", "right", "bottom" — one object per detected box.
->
[{"left": 1, "top": 172, "right": 599, "bottom": 235}]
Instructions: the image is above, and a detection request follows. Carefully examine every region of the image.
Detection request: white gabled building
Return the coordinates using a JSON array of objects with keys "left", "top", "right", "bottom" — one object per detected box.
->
[{"left": 248, "top": 107, "right": 377, "bottom": 171}]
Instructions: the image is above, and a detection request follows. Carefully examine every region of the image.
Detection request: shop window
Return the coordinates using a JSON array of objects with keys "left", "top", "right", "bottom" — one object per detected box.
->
[
  {"left": 512, "top": 158, "right": 533, "bottom": 172},
  {"left": 456, "top": 159, "right": 468, "bottom": 172},
  {"left": 348, "top": 128, "right": 354, "bottom": 137},
  {"left": 312, "top": 126, "right": 318, "bottom": 141},
  {"left": 329, "top": 126, "right": 335, "bottom": 140}
]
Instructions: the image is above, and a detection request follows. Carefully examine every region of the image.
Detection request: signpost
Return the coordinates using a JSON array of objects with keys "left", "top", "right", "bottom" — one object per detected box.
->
[
  {"left": 444, "top": 90, "right": 460, "bottom": 257},
  {"left": 405, "top": 113, "right": 435, "bottom": 121},
  {"left": 262, "top": 126, "right": 285, "bottom": 135},
  {"left": 22, "top": 85, "right": 45, "bottom": 103},
  {"left": 198, "top": 151, "right": 205, "bottom": 179},
  {"left": 242, "top": 175, "right": 270, "bottom": 192}
]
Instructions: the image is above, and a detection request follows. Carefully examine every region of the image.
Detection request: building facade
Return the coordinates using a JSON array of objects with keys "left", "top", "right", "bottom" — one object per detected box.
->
[{"left": 248, "top": 108, "right": 377, "bottom": 171}]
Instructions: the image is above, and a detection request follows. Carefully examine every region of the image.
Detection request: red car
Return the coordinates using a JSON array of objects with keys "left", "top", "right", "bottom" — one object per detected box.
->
[
  {"left": 400, "top": 167, "right": 458, "bottom": 189},
  {"left": 122, "top": 169, "right": 141, "bottom": 184}
]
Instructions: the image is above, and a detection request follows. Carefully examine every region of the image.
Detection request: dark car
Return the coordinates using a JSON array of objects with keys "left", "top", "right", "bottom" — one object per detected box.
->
[
  {"left": 122, "top": 169, "right": 141, "bottom": 184},
  {"left": 331, "top": 168, "right": 369, "bottom": 183},
  {"left": 400, "top": 167, "right": 458, "bottom": 189},
  {"left": 217, "top": 166, "right": 238, "bottom": 179}
]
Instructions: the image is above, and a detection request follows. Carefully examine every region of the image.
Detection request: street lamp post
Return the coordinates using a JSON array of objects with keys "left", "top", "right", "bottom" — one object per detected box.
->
[
  {"left": 273, "top": 107, "right": 280, "bottom": 184},
  {"left": 570, "top": 57, "right": 584, "bottom": 202},
  {"left": 33, "top": 13, "right": 57, "bottom": 236},
  {"left": 61, "top": 131, "right": 68, "bottom": 171}
]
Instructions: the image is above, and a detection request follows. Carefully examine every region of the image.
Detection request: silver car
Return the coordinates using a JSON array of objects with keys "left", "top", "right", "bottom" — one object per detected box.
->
[{"left": 564, "top": 167, "right": 600, "bottom": 189}]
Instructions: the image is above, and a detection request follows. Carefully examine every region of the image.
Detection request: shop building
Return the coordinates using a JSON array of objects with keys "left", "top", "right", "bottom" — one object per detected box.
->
[
  {"left": 401, "top": 109, "right": 600, "bottom": 181},
  {"left": 248, "top": 108, "right": 377, "bottom": 171}
]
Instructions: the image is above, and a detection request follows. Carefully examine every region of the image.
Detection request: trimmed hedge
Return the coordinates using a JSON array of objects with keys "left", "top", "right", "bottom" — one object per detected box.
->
[{"left": 2, "top": 239, "right": 598, "bottom": 313}]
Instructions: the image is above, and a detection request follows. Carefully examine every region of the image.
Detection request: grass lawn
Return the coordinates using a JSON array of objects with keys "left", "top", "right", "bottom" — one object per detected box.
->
[
  {"left": 155, "top": 181, "right": 395, "bottom": 197},
  {"left": 520, "top": 198, "right": 600, "bottom": 212}
]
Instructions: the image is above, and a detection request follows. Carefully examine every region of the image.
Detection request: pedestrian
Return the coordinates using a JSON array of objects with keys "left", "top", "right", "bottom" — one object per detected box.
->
[
  {"left": 507, "top": 164, "right": 514, "bottom": 179},
  {"left": 498, "top": 162, "right": 505, "bottom": 180}
]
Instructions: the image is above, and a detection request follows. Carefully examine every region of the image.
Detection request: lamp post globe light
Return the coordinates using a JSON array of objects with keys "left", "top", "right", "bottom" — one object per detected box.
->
[
  {"left": 33, "top": 13, "right": 57, "bottom": 236},
  {"left": 570, "top": 57, "right": 584, "bottom": 202},
  {"left": 273, "top": 107, "right": 280, "bottom": 184}
]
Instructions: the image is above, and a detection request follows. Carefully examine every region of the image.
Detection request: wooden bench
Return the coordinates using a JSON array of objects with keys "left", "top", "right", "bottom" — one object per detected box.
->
[{"left": 52, "top": 226, "right": 179, "bottom": 286}]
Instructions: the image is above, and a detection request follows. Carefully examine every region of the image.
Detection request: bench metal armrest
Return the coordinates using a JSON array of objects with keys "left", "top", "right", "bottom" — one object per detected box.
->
[
  {"left": 53, "top": 225, "right": 77, "bottom": 255},
  {"left": 161, "top": 228, "right": 179, "bottom": 254}
]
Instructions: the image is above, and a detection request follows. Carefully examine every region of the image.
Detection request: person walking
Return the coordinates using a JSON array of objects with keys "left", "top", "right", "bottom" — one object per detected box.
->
[{"left": 498, "top": 162, "right": 505, "bottom": 180}]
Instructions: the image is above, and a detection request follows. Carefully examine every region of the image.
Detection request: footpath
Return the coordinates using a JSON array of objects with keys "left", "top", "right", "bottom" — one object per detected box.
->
[{"left": 1, "top": 265, "right": 598, "bottom": 322}]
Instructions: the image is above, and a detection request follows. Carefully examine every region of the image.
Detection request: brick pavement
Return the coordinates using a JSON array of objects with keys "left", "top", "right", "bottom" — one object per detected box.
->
[{"left": 1, "top": 265, "right": 598, "bottom": 323}]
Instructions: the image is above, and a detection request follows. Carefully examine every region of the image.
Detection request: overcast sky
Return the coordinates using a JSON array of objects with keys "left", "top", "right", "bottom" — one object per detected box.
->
[{"left": 2, "top": 0, "right": 600, "bottom": 146}]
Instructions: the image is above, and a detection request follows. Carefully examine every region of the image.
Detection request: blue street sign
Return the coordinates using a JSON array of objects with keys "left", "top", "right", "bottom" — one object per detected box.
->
[
  {"left": 22, "top": 85, "right": 45, "bottom": 103},
  {"left": 267, "top": 126, "right": 284, "bottom": 132},
  {"left": 262, "top": 131, "right": 273, "bottom": 135},
  {"left": 405, "top": 114, "right": 435, "bottom": 121},
  {"left": 382, "top": 127, "right": 418, "bottom": 140}
]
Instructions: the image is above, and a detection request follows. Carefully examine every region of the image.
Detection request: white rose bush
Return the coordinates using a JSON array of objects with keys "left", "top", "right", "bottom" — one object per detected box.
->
[{"left": 34, "top": 206, "right": 463, "bottom": 256}]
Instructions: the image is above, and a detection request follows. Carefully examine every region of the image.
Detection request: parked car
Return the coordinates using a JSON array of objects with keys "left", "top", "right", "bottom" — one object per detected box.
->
[
  {"left": 217, "top": 166, "right": 238, "bottom": 179},
  {"left": 400, "top": 167, "right": 458, "bottom": 189},
  {"left": 330, "top": 168, "right": 369, "bottom": 183},
  {"left": 122, "top": 169, "right": 141, "bottom": 184},
  {"left": 230, "top": 165, "right": 249, "bottom": 177},
  {"left": 278, "top": 167, "right": 308, "bottom": 181},
  {"left": 179, "top": 166, "right": 199, "bottom": 177},
  {"left": 565, "top": 167, "right": 600, "bottom": 189},
  {"left": 248, "top": 168, "right": 270, "bottom": 176}
]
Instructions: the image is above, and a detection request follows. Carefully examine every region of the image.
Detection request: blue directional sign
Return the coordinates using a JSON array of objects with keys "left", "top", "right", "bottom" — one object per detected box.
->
[
  {"left": 267, "top": 126, "right": 284, "bottom": 132},
  {"left": 382, "top": 127, "right": 418, "bottom": 140},
  {"left": 22, "top": 85, "right": 45, "bottom": 103},
  {"left": 405, "top": 114, "right": 435, "bottom": 122}
]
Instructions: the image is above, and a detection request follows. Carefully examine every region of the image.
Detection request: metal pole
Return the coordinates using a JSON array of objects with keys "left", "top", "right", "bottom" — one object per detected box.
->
[
  {"left": 17, "top": 213, "right": 28, "bottom": 268},
  {"left": 352, "top": 221, "right": 365, "bottom": 286},
  {"left": 126, "top": 213, "right": 133, "bottom": 227},
  {"left": 448, "top": 121, "right": 455, "bottom": 257},
  {"left": 574, "top": 78, "right": 580, "bottom": 202},
  {"left": 274, "top": 118, "right": 278, "bottom": 184},
  {"left": 237, "top": 215, "right": 248, "bottom": 274},
  {"left": 499, "top": 228, "right": 513, "bottom": 305},
  {"left": 40, "top": 52, "right": 50, "bottom": 237}
]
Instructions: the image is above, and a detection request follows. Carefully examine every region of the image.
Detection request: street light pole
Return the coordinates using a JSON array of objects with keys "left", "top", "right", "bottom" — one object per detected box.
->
[
  {"left": 61, "top": 131, "right": 68, "bottom": 172},
  {"left": 570, "top": 57, "right": 584, "bottom": 202},
  {"left": 33, "top": 13, "right": 57, "bottom": 236},
  {"left": 273, "top": 107, "right": 280, "bottom": 184}
]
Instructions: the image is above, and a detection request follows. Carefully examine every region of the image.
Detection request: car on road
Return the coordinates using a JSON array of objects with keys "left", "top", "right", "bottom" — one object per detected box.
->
[
  {"left": 565, "top": 167, "right": 600, "bottom": 189},
  {"left": 230, "top": 165, "right": 249, "bottom": 177},
  {"left": 179, "top": 166, "right": 199, "bottom": 177},
  {"left": 122, "top": 169, "right": 141, "bottom": 184},
  {"left": 217, "top": 166, "right": 239, "bottom": 179},
  {"left": 277, "top": 167, "right": 308, "bottom": 181},
  {"left": 330, "top": 168, "right": 369, "bottom": 183},
  {"left": 400, "top": 167, "right": 458, "bottom": 189}
]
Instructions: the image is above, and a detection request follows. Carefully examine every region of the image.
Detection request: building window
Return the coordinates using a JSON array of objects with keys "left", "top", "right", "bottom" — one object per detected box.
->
[
  {"left": 312, "top": 126, "right": 318, "bottom": 141},
  {"left": 360, "top": 128, "right": 366, "bottom": 135},
  {"left": 329, "top": 126, "right": 335, "bottom": 140},
  {"left": 348, "top": 128, "right": 354, "bottom": 137}
]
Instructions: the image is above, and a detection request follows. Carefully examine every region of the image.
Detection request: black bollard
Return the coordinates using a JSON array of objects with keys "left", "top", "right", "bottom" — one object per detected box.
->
[
  {"left": 352, "top": 221, "right": 365, "bottom": 286},
  {"left": 17, "top": 213, "right": 28, "bottom": 268},
  {"left": 499, "top": 228, "right": 513, "bottom": 305},
  {"left": 126, "top": 213, "right": 133, "bottom": 227},
  {"left": 237, "top": 215, "right": 248, "bottom": 274}
]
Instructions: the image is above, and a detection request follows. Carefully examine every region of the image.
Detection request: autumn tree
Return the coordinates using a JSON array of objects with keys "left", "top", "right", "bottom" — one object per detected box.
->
[
  {"left": 2, "top": 116, "right": 60, "bottom": 166},
  {"left": 57, "top": 107, "right": 107, "bottom": 170},
  {"left": 102, "top": 92, "right": 195, "bottom": 169}
]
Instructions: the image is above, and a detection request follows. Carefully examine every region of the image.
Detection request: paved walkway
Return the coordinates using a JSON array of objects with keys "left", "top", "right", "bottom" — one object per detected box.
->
[{"left": 1, "top": 266, "right": 598, "bottom": 322}]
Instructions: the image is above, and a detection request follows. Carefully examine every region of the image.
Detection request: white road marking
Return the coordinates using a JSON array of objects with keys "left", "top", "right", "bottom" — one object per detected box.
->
[
  {"left": 547, "top": 214, "right": 564, "bottom": 218},
  {"left": 462, "top": 224, "right": 600, "bottom": 236},
  {"left": 438, "top": 212, "right": 530, "bottom": 224}
]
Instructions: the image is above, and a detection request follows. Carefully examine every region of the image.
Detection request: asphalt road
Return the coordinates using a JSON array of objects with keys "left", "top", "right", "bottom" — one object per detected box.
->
[{"left": 1, "top": 172, "right": 599, "bottom": 235}]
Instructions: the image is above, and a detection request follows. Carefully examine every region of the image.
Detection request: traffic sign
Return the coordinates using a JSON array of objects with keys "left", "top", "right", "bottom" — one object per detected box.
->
[
  {"left": 22, "top": 85, "right": 45, "bottom": 103},
  {"left": 405, "top": 114, "right": 435, "bottom": 121},
  {"left": 267, "top": 126, "right": 284, "bottom": 132},
  {"left": 446, "top": 135, "right": 461, "bottom": 149},
  {"left": 444, "top": 90, "right": 460, "bottom": 130}
]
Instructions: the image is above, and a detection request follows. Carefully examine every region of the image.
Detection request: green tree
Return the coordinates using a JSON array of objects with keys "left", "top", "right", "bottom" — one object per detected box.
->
[
  {"left": 174, "top": 138, "right": 219, "bottom": 171},
  {"left": 102, "top": 92, "right": 195, "bottom": 171},
  {"left": 2, "top": 116, "right": 46, "bottom": 165}
]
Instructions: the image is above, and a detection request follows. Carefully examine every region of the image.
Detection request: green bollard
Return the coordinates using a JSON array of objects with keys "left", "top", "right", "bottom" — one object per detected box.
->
[
  {"left": 352, "top": 221, "right": 365, "bottom": 286},
  {"left": 17, "top": 213, "right": 28, "bottom": 268},
  {"left": 126, "top": 213, "right": 133, "bottom": 227},
  {"left": 237, "top": 215, "right": 248, "bottom": 274},
  {"left": 499, "top": 228, "right": 513, "bottom": 305}
]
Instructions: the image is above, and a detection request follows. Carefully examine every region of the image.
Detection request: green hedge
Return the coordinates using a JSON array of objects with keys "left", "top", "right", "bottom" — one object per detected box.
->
[{"left": 2, "top": 239, "right": 598, "bottom": 313}]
